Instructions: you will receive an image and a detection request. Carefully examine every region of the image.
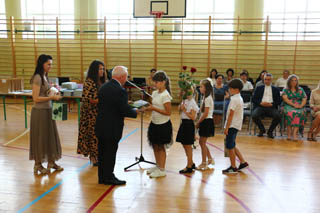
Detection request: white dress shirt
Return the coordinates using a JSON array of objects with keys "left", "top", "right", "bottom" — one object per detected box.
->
[{"left": 262, "top": 85, "right": 273, "bottom": 103}]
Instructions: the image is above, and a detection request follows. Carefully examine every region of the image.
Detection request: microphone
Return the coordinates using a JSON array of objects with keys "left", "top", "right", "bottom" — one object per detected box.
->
[{"left": 126, "top": 80, "right": 152, "bottom": 98}]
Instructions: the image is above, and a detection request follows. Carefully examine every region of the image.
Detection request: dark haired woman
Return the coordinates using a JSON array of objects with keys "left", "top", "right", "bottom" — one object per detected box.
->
[
  {"left": 255, "top": 70, "right": 267, "bottom": 86},
  {"left": 77, "top": 60, "right": 106, "bottom": 165},
  {"left": 30, "top": 54, "right": 63, "bottom": 174},
  {"left": 225, "top": 68, "right": 234, "bottom": 84},
  {"left": 209, "top": 68, "right": 218, "bottom": 86},
  {"left": 282, "top": 75, "right": 307, "bottom": 141}
]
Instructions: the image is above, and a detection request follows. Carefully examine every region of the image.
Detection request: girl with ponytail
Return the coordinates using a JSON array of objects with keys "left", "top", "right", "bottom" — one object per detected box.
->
[{"left": 146, "top": 70, "right": 173, "bottom": 178}]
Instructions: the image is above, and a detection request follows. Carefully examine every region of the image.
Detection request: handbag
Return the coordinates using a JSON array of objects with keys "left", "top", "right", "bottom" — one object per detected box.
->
[{"left": 52, "top": 101, "right": 68, "bottom": 121}]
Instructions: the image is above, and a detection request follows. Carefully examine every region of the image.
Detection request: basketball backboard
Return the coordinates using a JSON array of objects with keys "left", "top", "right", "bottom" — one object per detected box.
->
[{"left": 134, "top": 0, "right": 186, "bottom": 18}]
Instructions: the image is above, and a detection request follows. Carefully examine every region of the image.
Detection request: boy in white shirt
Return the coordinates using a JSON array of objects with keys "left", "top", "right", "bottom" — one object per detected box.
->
[{"left": 223, "top": 79, "right": 249, "bottom": 174}]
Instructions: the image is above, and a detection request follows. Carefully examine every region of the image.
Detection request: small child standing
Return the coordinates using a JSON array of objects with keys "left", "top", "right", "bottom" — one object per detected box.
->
[
  {"left": 176, "top": 88, "right": 199, "bottom": 173},
  {"left": 223, "top": 79, "right": 249, "bottom": 174},
  {"left": 196, "top": 79, "right": 215, "bottom": 170}
]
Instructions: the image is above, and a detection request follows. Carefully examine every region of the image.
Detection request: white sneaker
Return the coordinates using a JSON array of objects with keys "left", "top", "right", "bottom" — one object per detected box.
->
[
  {"left": 146, "top": 166, "right": 158, "bottom": 175},
  {"left": 149, "top": 169, "right": 166, "bottom": 178}
]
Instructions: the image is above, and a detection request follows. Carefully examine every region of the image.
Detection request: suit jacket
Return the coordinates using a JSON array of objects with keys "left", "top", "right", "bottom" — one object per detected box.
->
[
  {"left": 95, "top": 79, "right": 137, "bottom": 141},
  {"left": 253, "top": 85, "right": 281, "bottom": 109}
]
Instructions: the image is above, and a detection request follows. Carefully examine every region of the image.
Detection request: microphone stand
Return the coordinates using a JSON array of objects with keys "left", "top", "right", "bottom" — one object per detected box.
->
[
  {"left": 125, "top": 80, "right": 152, "bottom": 98},
  {"left": 124, "top": 80, "right": 156, "bottom": 171}
]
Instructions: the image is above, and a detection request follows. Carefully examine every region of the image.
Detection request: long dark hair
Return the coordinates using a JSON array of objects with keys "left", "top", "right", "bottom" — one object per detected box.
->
[
  {"left": 200, "top": 79, "right": 213, "bottom": 112},
  {"left": 256, "top": 70, "right": 267, "bottom": 83},
  {"left": 210, "top": 68, "right": 218, "bottom": 78},
  {"left": 86, "top": 60, "right": 105, "bottom": 87},
  {"left": 30, "top": 54, "right": 52, "bottom": 85},
  {"left": 152, "top": 70, "right": 171, "bottom": 95}
]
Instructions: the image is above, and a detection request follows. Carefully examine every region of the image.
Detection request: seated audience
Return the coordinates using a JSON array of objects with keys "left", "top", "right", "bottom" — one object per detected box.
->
[
  {"left": 208, "top": 68, "right": 218, "bottom": 86},
  {"left": 282, "top": 75, "right": 307, "bottom": 141},
  {"left": 255, "top": 70, "right": 268, "bottom": 87},
  {"left": 275, "top": 69, "right": 290, "bottom": 88},
  {"left": 307, "top": 81, "right": 320, "bottom": 141},
  {"left": 242, "top": 69, "right": 254, "bottom": 85},
  {"left": 240, "top": 71, "right": 254, "bottom": 92},
  {"left": 252, "top": 73, "right": 281, "bottom": 138},
  {"left": 146, "top": 68, "right": 157, "bottom": 100},
  {"left": 225, "top": 68, "right": 234, "bottom": 84},
  {"left": 214, "top": 74, "right": 230, "bottom": 110},
  {"left": 146, "top": 68, "right": 157, "bottom": 87}
]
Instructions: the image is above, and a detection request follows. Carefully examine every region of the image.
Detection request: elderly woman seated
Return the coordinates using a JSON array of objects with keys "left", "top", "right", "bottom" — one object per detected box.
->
[
  {"left": 282, "top": 75, "right": 307, "bottom": 141},
  {"left": 308, "top": 82, "right": 320, "bottom": 141}
]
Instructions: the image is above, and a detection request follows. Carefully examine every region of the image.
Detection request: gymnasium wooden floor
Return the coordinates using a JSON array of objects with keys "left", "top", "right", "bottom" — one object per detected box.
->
[{"left": 1, "top": 100, "right": 320, "bottom": 213}]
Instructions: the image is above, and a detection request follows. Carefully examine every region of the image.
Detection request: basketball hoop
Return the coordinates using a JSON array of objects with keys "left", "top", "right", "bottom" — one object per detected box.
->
[{"left": 150, "top": 11, "right": 164, "bottom": 19}]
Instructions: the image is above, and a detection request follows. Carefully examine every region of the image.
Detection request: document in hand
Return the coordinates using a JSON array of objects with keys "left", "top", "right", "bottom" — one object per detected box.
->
[{"left": 130, "top": 100, "right": 149, "bottom": 109}]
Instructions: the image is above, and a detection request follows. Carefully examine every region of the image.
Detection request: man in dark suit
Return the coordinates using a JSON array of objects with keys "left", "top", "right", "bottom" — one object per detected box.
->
[
  {"left": 252, "top": 73, "right": 281, "bottom": 138},
  {"left": 95, "top": 66, "right": 138, "bottom": 185}
]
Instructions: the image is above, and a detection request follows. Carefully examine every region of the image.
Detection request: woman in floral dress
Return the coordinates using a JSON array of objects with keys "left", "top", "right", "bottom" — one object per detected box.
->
[
  {"left": 77, "top": 60, "right": 105, "bottom": 165},
  {"left": 282, "top": 75, "right": 307, "bottom": 141}
]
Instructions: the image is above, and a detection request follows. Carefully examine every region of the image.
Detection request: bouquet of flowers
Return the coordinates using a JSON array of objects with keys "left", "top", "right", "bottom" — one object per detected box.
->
[{"left": 178, "top": 66, "right": 198, "bottom": 100}]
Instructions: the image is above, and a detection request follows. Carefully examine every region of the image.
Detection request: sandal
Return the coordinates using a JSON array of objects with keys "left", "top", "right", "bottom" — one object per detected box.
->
[
  {"left": 195, "top": 162, "right": 209, "bottom": 170},
  {"left": 208, "top": 158, "right": 215, "bottom": 166},
  {"left": 47, "top": 163, "right": 64, "bottom": 172},
  {"left": 34, "top": 164, "right": 48, "bottom": 175},
  {"left": 307, "top": 132, "right": 316, "bottom": 141}
]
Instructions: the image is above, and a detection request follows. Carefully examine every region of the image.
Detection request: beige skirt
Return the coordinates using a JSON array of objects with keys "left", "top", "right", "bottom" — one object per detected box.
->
[{"left": 29, "top": 107, "right": 62, "bottom": 163}]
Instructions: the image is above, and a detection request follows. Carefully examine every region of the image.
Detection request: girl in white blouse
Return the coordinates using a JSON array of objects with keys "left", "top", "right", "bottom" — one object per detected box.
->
[
  {"left": 176, "top": 87, "right": 199, "bottom": 173},
  {"left": 196, "top": 79, "right": 215, "bottom": 170},
  {"left": 146, "top": 71, "right": 172, "bottom": 178}
]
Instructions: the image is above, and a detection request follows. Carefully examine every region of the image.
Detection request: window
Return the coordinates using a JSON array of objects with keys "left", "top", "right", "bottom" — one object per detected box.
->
[
  {"left": 174, "top": 0, "right": 235, "bottom": 40},
  {"left": 264, "top": 0, "right": 320, "bottom": 40},
  {"left": 21, "top": 0, "right": 74, "bottom": 39},
  {"left": 97, "top": 0, "right": 153, "bottom": 39},
  {"left": 0, "top": 0, "right": 6, "bottom": 38}
]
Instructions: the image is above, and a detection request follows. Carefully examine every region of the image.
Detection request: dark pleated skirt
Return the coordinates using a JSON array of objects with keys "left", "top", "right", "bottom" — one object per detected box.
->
[
  {"left": 176, "top": 119, "right": 195, "bottom": 145},
  {"left": 147, "top": 120, "right": 173, "bottom": 146},
  {"left": 198, "top": 118, "right": 215, "bottom": 137}
]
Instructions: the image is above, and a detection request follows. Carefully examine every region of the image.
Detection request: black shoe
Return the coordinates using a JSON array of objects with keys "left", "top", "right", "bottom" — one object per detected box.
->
[
  {"left": 222, "top": 166, "right": 238, "bottom": 174},
  {"left": 179, "top": 167, "right": 194, "bottom": 174},
  {"left": 238, "top": 162, "right": 249, "bottom": 171},
  {"left": 267, "top": 132, "right": 274, "bottom": 139},
  {"left": 104, "top": 177, "right": 126, "bottom": 185},
  {"left": 257, "top": 130, "right": 266, "bottom": 137},
  {"left": 189, "top": 163, "right": 196, "bottom": 170}
]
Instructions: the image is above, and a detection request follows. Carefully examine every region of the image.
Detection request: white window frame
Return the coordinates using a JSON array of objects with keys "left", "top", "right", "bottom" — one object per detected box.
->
[{"left": 21, "top": 0, "right": 75, "bottom": 39}]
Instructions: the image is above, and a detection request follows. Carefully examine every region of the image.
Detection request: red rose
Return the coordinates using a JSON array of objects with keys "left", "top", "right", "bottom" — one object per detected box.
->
[
  {"left": 183, "top": 66, "right": 187, "bottom": 71},
  {"left": 191, "top": 67, "right": 197, "bottom": 73}
]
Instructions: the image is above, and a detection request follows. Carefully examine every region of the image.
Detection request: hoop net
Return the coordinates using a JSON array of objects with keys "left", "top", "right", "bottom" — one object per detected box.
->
[{"left": 150, "top": 11, "right": 164, "bottom": 18}]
